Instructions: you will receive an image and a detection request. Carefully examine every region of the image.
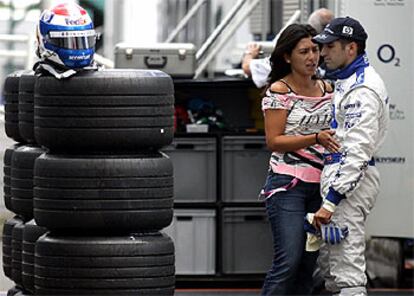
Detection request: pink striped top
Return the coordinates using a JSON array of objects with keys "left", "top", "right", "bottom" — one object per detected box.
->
[{"left": 262, "top": 81, "right": 333, "bottom": 183}]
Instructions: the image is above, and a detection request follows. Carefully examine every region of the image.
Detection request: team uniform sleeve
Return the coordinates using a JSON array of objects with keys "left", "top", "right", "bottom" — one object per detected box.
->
[{"left": 323, "top": 87, "right": 383, "bottom": 209}]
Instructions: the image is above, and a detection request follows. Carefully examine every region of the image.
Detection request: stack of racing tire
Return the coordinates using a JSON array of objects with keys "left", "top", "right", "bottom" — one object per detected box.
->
[
  {"left": 3, "top": 69, "right": 176, "bottom": 295},
  {"left": 3, "top": 70, "right": 48, "bottom": 296}
]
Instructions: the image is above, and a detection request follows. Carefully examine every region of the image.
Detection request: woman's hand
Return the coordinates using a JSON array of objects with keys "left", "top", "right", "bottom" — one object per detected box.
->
[{"left": 316, "top": 130, "right": 340, "bottom": 153}]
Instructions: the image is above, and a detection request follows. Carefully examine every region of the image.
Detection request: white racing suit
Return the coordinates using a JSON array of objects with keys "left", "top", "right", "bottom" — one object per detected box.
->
[{"left": 319, "top": 62, "right": 389, "bottom": 296}]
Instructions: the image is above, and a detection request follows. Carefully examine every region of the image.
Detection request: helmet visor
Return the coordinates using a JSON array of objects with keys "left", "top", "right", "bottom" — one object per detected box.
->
[{"left": 47, "top": 30, "right": 96, "bottom": 50}]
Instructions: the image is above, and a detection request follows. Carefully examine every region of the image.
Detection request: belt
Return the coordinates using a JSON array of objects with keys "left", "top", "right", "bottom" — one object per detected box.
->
[{"left": 323, "top": 153, "right": 375, "bottom": 166}]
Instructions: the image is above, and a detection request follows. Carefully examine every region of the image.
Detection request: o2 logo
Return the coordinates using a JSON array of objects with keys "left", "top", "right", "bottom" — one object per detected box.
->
[{"left": 377, "top": 44, "right": 400, "bottom": 66}]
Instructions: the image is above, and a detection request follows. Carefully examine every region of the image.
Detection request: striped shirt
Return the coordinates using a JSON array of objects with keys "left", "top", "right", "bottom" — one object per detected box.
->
[{"left": 262, "top": 80, "right": 333, "bottom": 183}]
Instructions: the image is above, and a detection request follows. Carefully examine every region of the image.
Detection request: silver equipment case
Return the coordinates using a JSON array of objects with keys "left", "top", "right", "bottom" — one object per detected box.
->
[{"left": 114, "top": 43, "right": 196, "bottom": 78}]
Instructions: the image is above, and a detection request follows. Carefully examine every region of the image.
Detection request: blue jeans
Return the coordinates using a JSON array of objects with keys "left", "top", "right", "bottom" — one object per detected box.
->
[{"left": 261, "top": 172, "right": 321, "bottom": 296}]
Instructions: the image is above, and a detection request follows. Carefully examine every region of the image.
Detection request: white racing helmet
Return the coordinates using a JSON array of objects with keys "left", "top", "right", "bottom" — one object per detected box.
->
[{"left": 37, "top": 2, "right": 97, "bottom": 69}]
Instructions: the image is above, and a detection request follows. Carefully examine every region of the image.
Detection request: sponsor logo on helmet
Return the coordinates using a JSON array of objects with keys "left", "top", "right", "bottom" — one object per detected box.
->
[
  {"left": 41, "top": 11, "right": 54, "bottom": 23},
  {"left": 65, "top": 18, "right": 88, "bottom": 26},
  {"left": 49, "top": 30, "right": 96, "bottom": 38},
  {"left": 68, "top": 54, "right": 91, "bottom": 60}
]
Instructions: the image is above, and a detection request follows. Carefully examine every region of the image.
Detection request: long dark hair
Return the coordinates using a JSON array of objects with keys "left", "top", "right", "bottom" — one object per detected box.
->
[{"left": 268, "top": 24, "right": 318, "bottom": 86}]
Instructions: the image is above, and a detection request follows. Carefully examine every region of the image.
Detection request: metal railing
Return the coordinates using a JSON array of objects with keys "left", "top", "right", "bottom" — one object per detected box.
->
[
  {"left": 194, "top": 0, "right": 261, "bottom": 78},
  {"left": 271, "top": 10, "right": 301, "bottom": 46},
  {"left": 165, "top": 0, "right": 207, "bottom": 43},
  {"left": 195, "top": 0, "right": 248, "bottom": 62}
]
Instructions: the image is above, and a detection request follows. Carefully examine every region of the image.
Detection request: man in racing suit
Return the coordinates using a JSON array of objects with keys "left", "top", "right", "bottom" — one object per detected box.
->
[{"left": 312, "top": 17, "right": 390, "bottom": 296}]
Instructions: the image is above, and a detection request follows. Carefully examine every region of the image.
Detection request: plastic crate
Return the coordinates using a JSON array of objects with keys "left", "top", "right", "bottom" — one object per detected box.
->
[
  {"left": 221, "top": 207, "right": 272, "bottom": 274},
  {"left": 163, "top": 137, "right": 216, "bottom": 203},
  {"left": 221, "top": 136, "right": 269, "bottom": 202},
  {"left": 164, "top": 209, "right": 216, "bottom": 275}
]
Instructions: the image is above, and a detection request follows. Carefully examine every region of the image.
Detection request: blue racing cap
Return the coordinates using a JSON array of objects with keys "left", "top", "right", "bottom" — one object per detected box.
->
[{"left": 313, "top": 16, "right": 368, "bottom": 44}]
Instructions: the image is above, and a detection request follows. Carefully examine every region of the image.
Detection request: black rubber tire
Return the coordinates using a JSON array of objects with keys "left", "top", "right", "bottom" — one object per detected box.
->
[
  {"left": 34, "top": 69, "right": 174, "bottom": 151},
  {"left": 12, "top": 292, "right": 32, "bottom": 296},
  {"left": 35, "top": 287, "right": 175, "bottom": 295},
  {"left": 36, "top": 102, "right": 173, "bottom": 116},
  {"left": 33, "top": 152, "right": 173, "bottom": 231},
  {"left": 35, "top": 232, "right": 175, "bottom": 294},
  {"left": 35, "top": 94, "right": 173, "bottom": 106},
  {"left": 35, "top": 116, "right": 172, "bottom": 128},
  {"left": 35, "top": 232, "right": 174, "bottom": 256},
  {"left": 21, "top": 219, "right": 48, "bottom": 293},
  {"left": 11, "top": 222, "right": 25, "bottom": 286},
  {"left": 35, "top": 277, "right": 175, "bottom": 289},
  {"left": 6, "top": 286, "right": 23, "bottom": 296},
  {"left": 3, "top": 175, "right": 12, "bottom": 210},
  {"left": 3, "top": 144, "right": 21, "bottom": 212},
  {"left": 36, "top": 265, "right": 174, "bottom": 278},
  {"left": 34, "top": 152, "right": 172, "bottom": 177},
  {"left": 5, "top": 103, "right": 18, "bottom": 113},
  {"left": 34, "top": 69, "right": 174, "bottom": 95},
  {"left": 35, "top": 126, "right": 174, "bottom": 152},
  {"left": 38, "top": 253, "right": 174, "bottom": 267},
  {"left": 3, "top": 71, "right": 22, "bottom": 93},
  {"left": 4, "top": 124, "right": 25, "bottom": 143},
  {"left": 4, "top": 71, "right": 25, "bottom": 142},
  {"left": 18, "top": 72, "right": 36, "bottom": 143},
  {"left": 11, "top": 145, "right": 45, "bottom": 219},
  {"left": 34, "top": 208, "right": 173, "bottom": 231},
  {"left": 2, "top": 216, "right": 24, "bottom": 280}
]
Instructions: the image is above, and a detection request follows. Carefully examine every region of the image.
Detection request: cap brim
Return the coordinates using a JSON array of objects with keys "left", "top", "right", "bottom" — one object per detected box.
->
[{"left": 312, "top": 33, "right": 340, "bottom": 44}]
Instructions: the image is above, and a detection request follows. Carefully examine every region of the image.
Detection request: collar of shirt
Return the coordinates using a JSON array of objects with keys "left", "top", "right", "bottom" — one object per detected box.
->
[{"left": 325, "top": 53, "right": 369, "bottom": 80}]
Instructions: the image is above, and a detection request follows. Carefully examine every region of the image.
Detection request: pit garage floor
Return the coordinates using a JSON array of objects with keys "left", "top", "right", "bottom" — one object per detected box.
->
[
  {"left": 0, "top": 289, "right": 413, "bottom": 296},
  {"left": 175, "top": 289, "right": 414, "bottom": 296}
]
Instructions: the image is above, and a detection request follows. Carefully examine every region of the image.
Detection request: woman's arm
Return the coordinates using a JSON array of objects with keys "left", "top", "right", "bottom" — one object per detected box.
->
[
  {"left": 264, "top": 109, "right": 318, "bottom": 152},
  {"left": 264, "top": 109, "right": 340, "bottom": 153}
]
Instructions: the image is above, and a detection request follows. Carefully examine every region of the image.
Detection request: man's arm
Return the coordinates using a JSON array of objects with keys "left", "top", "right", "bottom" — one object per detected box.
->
[{"left": 241, "top": 43, "right": 261, "bottom": 76}]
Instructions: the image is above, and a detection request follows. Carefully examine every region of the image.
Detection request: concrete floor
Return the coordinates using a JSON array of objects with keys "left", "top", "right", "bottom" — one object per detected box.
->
[
  {"left": 176, "top": 291, "right": 414, "bottom": 296},
  {"left": 0, "top": 289, "right": 413, "bottom": 295}
]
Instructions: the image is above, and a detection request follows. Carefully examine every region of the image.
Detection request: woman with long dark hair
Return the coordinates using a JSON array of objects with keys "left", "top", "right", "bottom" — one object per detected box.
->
[{"left": 260, "top": 24, "right": 339, "bottom": 295}]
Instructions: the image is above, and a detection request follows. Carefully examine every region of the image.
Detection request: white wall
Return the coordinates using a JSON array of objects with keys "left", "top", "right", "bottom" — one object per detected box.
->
[
  {"left": 104, "top": 0, "right": 160, "bottom": 59},
  {"left": 122, "top": 0, "right": 159, "bottom": 44}
]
